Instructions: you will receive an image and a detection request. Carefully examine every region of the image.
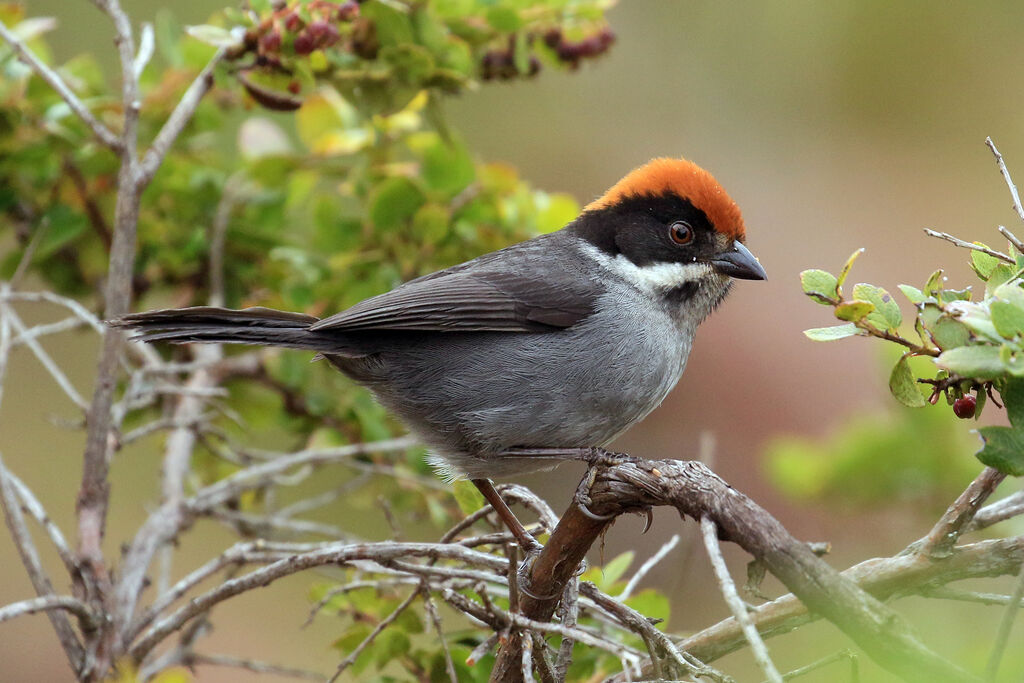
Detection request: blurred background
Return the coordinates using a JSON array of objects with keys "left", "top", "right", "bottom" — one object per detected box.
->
[{"left": 3, "top": 0, "right": 1024, "bottom": 680}]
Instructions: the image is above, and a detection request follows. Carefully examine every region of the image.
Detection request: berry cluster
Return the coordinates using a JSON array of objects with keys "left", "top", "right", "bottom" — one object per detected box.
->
[
  {"left": 239, "top": 0, "right": 360, "bottom": 62},
  {"left": 479, "top": 26, "right": 614, "bottom": 81},
  {"left": 542, "top": 26, "right": 615, "bottom": 69}
]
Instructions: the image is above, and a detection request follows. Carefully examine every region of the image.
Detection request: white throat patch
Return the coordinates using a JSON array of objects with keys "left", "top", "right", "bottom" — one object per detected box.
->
[{"left": 579, "top": 243, "right": 712, "bottom": 294}]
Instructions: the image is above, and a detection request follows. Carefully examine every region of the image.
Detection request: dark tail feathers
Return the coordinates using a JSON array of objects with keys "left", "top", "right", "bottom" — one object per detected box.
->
[{"left": 110, "top": 306, "right": 344, "bottom": 352}]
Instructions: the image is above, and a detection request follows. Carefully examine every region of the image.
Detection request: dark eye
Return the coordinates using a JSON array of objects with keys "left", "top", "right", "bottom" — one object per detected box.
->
[{"left": 669, "top": 221, "right": 694, "bottom": 245}]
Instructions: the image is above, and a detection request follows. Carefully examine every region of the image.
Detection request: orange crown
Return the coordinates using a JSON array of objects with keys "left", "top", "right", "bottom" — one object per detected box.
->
[{"left": 584, "top": 158, "right": 746, "bottom": 241}]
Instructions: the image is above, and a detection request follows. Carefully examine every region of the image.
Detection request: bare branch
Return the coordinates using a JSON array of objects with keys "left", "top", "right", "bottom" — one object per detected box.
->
[
  {"left": 186, "top": 653, "right": 322, "bottom": 681},
  {"left": 922, "top": 586, "right": 1024, "bottom": 608},
  {"left": 620, "top": 533, "right": 679, "bottom": 600},
  {"left": 702, "top": 516, "right": 783, "bottom": 683},
  {"left": 916, "top": 467, "right": 1007, "bottom": 557},
  {"left": 422, "top": 587, "right": 458, "bottom": 683},
  {"left": 5, "top": 469, "right": 77, "bottom": 578},
  {"left": 328, "top": 587, "right": 420, "bottom": 682},
  {"left": 0, "top": 19, "right": 121, "bottom": 150},
  {"left": 986, "top": 137, "right": 1024, "bottom": 224},
  {"left": 0, "top": 595, "right": 99, "bottom": 628},
  {"left": 138, "top": 48, "right": 226, "bottom": 185},
  {"left": 0, "top": 453, "right": 85, "bottom": 669},
  {"left": 969, "top": 490, "right": 1024, "bottom": 532},
  {"left": 985, "top": 559, "right": 1024, "bottom": 680},
  {"left": 132, "top": 23, "right": 154, "bottom": 80},
  {"left": 1, "top": 303, "right": 88, "bottom": 408},
  {"left": 923, "top": 229, "right": 1014, "bottom": 263}
]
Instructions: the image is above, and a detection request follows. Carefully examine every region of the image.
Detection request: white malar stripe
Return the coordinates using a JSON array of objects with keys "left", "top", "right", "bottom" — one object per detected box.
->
[{"left": 579, "top": 243, "right": 711, "bottom": 293}]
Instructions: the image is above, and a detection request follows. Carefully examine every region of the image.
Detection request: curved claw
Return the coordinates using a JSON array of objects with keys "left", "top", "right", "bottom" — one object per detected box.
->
[
  {"left": 517, "top": 552, "right": 560, "bottom": 601},
  {"left": 577, "top": 498, "right": 616, "bottom": 521},
  {"left": 640, "top": 507, "right": 654, "bottom": 534}
]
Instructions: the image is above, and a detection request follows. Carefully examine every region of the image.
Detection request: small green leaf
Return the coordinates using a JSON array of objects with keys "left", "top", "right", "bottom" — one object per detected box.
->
[
  {"left": 924, "top": 269, "right": 944, "bottom": 297},
  {"left": 990, "top": 301, "right": 1024, "bottom": 339},
  {"left": 834, "top": 300, "right": 874, "bottom": 322},
  {"left": 986, "top": 264, "right": 1017, "bottom": 296},
  {"left": 976, "top": 425, "right": 1024, "bottom": 476},
  {"left": 928, "top": 317, "right": 971, "bottom": 350},
  {"left": 852, "top": 283, "right": 901, "bottom": 330},
  {"left": 800, "top": 269, "right": 838, "bottom": 304},
  {"left": 185, "top": 24, "right": 242, "bottom": 48},
  {"left": 486, "top": 6, "right": 522, "bottom": 32},
  {"left": 368, "top": 177, "right": 426, "bottom": 231},
  {"left": 889, "top": 355, "right": 926, "bottom": 407},
  {"left": 452, "top": 480, "right": 485, "bottom": 516},
  {"left": 804, "top": 324, "right": 858, "bottom": 341},
  {"left": 599, "top": 551, "right": 634, "bottom": 587},
  {"left": 937, "top": 345, "right": 1004, "bottom": 379},
  {"left": 836, "top": 248, "right": 864, "bottom": 293},
  {"left": 898, "top": 284, "right": 926, "bottom": 304},
  {"left": 971, "top": 245, "right": 1001, "bottom": 280},
  {"left": 1002, "top": 377, "right": 1024, "bottom": 428}
]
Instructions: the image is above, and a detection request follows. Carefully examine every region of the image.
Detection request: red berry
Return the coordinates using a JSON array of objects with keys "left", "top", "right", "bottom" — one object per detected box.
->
[
  {"left": 336, "top": 1, "right": 359, "bottom": 21},
  {"left": 293, "top": 31, "right": 315, "bottom": 55},
  {"left": 953, "top": 395, "right": 977, "bottom": 419},
  {"left": 259, "top": 30, "right": 282, "bottom": 53},
  {"left": 284, "top": 12, "right": 303, "bottom": 32}
]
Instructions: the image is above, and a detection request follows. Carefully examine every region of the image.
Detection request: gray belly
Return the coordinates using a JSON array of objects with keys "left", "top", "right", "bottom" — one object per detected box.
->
[{"left": 331, "top": 294, "right": 694, "bottom": 478}]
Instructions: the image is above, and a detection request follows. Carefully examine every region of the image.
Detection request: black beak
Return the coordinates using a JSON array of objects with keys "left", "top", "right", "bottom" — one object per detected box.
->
[{"left": 710, "top": 242, "right": 767, "bottom": 281}]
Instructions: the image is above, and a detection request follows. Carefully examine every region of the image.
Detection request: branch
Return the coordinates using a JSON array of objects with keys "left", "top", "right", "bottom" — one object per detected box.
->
[
  {"left": 0, "top": 453, "right": 85, "bottom": 670},
  {"left": 492, "top": 456, "right": 979, "bottom": 683},
  {"left": 923, "top": 229, "right": 1014, "bottom": 263},
  {"left": 138, "top": 48, "right": 226, "bottom": 185},
  {"left": 915, "top": 466, "right": 1007, "bottom": 558},
  {"left": 701, "top": 516, "right": 782, "bottom": 683},
  {"left": 985, "top": 558, "right": 1024, "bottom": 679},
  {"left": 0, "top": 19, "right": 121, "bottom": 151},
  {"left": 185, "top": 653, "right": 322, "bottom": 681},
  {"left": 986, "top": 137, "right": 1024, "bottom": 224},
  {"left": 0, "top": 595, "right": 98, "bottom": 629}
]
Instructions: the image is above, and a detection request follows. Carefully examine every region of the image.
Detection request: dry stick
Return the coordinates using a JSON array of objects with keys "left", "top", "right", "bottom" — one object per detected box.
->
[
  {"left": 1, "top": 304, "right": 88, "bottom": 408},
  {"left": 620, "top": 533, "right": 680, "bottom": 600},
  {"left": 6, "top": 470, "right": 77, "bottom": 579},
  {"left": 553, "top": 577, "right": 579, "bottom": 682},
  {"left": 768, "top": 649, "right": 858, "bottom": 683},
  {"left": 968, "top": 490, "right": 1024, "bottom": 532},
  {"left": 984, "top": 557, "right": 1024, "bottom": 680},
  {"left": 578, "top": 582, "right": 727, "bottom": 683},
  {"left": 986, "top": 137, "right": 1024, "bottom": 223},
  {"left": 0, "top": 454, "right": 85, "bottom": 669},
  {"left": 0, "top": 595, "right": 98, "bottom": 627},
  {"left": 422, "top": 587, "right": 459, "bottom": 683},
  {"left": 492, "top": 458, "right": 979, "bottom": 683},
  {"left": 665, "top": 535, "right": 1024, "bottom": 674},
  {"left": 701, "top": 517, "right": 783, "bottom": 683},
  {"left": 328, "top": 587, "right": 420, "bottom": 682},
  {"left": 922, "top": 586, "right": 1024, "bottom": 608},
  {"left": 914, "top": 466, "right": 1007, "bottom": 558},
  {"left": 186, "top": 653, "right": 322, "bottom": 681},
  {"left": 998, "top": 226, "right": 1024, "bottom": 254},
  {"left": 923, "top": 229, "right": 1015, "bottom": 263},
  {"left": 0, "top": 18, "right": 121, "bottom": 151}
]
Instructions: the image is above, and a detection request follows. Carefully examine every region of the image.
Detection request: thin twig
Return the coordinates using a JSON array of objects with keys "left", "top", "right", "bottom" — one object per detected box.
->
[
  {"left": 984, "top": 558, "right": 1024, "bottom": 680},
  {"left": 921, "top": 586, "right": 1024, "bottom": 608},
  {"left": 0, "top": 453, "right": 84, "bottom": 668},
  {"left": 986, "top": 137, "right": 1024, "bottom": 223},
  {"left": 916, "top": 467, "right": 1007, "bottom": 558},
  {"left": 186, "top": 653, "right": 322, "bottom": 681},
  {"left": 5, "top": 470, "right": 77, "bottom": 578},
  {"left": 620, "top": 534, "right": 680, "bottom": 600},
  {"left": 0, "top": 595, "right": 99, "bottom": 627},
  {"left": 422, "top": 587, "right": 458, "bottom": 683},
  {"left": 138, "top": 48, "right": 226, "bottom": 184},
  {"left": 923, "top": 229, "right": 1014, "bottom": 263},
  {"left": 968, "top": 490, "right": 1024, "bottom": 532},
  {"left": 328, "top": 587, "right": 420, "bottom": 682},
  {"left": 1, "top": 304, "right": 88, "bottom": 408},
  {"left": 998, "top": 225, "right": 1024, "bottom": 254},
  {"left": 0, "top": 19, "right": 121, "bottom": 150},
  {"left": 769, "top": 650, "right": 858, "bottom": 683},
  {"left": 701, "top": 516, "right": 783, "bottom": 683}
]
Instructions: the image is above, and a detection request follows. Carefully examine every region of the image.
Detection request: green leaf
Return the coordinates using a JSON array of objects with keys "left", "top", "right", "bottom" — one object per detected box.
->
[
  {"left": 1002, "top": 377, "right": 1024, "bottom": 428},
  {"left": 486, "top": 6, "right": 522, "bottom": 32},
  {"left": 986, "top": 264, "right": 1017, "bottom": 296},
  {"left": 417, "top": 136, "right": 475, "bottom": 197},
  {"left": 834, "top": 300, "right": 874, "bottom": 322},
  {"left": 836, "top": 248, "right": 864, "bottom": 292},
  {"left": 852, "top": 283, "right": 901, "bottom": 330},
  {"left": 897, "top": 284, "right": 926, "bottom": 304},
  {"left": 368, "top": 177, "right": 426, "bottom": 231},
  {"left": 185, "top": 24, "right": 242, "bottom": 48},
  {"left": 536, "top": 192, "right": 580, "bottom": 234},
  {"left": 623, "top": 589, "right": 670, "bottom": 626},
  {"left": 937, "top": 345, "right": 1004, "bottom": 380},
  {"left": 889, "top": 355, "right": 926, "bottom": 407},
  {"left": 800, "top": 269, "right": 838, "bottom": 304},
  {"left": 990, "top": 301, "right": 1024, "bottom": 339},
  {"left": 803, "top": 324, "right": 858, "bottom": 341},
  {"left": 599, "top": 551, "right": 634, "bottom": 587},
  {"left": 971, "top": 245, "right": 1001, "bottom": 280},
  {"left": 928, "top": 317, "right": 971, "bottom": 350},
  {"left": 924, "top": 269, "right": 944, "bottom": 297},
  {"left": 452, "top": 479, "right": 485, "bottom": 516},
  {"left": 976, "top": 425, "right": 1024, "bottom": 476}
]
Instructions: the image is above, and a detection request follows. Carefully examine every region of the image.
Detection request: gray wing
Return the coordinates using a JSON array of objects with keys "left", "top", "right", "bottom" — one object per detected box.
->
[{"left": 310, "top": 236, "right": 598, "bottom": 333}]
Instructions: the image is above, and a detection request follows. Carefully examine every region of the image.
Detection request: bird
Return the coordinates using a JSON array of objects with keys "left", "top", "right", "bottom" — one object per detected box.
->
[{"left": 112, "top": 157, "right": 766, "bottom": 554}]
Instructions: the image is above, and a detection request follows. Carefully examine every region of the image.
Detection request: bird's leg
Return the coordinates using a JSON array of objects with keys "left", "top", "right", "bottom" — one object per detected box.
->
[{"left": 470, "top": 478, "right": 544, "bottom": 556}]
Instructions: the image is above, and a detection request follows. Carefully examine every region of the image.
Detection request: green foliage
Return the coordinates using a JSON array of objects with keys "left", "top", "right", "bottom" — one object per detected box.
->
[
  {"left": 766, "top": 400, "right": 979, "bottom": 506},
  {"left": 800, "top": 241, "right": 1024, "bottom": 477}
]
